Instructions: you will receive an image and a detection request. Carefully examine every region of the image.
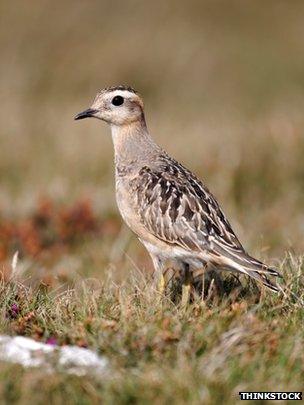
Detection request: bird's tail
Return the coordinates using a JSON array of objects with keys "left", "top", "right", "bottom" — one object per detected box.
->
[
  {"left": 215, "top": 247, "right": 283, "bottom": 292},
  {"left": 241, "top": 261, "right": 282, "bottom": 292}
]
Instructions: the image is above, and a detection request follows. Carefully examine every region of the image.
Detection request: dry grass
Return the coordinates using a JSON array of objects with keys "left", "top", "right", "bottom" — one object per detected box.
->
[{"left": 0, "top": 253, "right": 303, "bottom": 404}]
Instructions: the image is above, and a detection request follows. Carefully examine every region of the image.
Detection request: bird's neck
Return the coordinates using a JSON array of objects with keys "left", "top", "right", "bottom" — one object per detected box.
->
[{"left": 110, "top": 117, "right": 161, "bottom": 171}]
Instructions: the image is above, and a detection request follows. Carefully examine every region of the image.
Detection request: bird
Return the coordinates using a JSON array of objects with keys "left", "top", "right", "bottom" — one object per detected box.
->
[{"left": 75, "top": 85, "right": 282, "bottom": 293}]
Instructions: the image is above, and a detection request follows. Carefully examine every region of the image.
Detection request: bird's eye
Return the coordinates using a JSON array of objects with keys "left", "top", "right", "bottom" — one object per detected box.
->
[{"left": 112, "top": 95, "right": 124, "bottom": 106}]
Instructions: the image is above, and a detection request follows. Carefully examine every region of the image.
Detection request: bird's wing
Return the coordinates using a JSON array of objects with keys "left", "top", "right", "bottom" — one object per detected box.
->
[
  {"left": 130, "top": 155, "right": 282, "bottom": 291},
  {"left": 131, "top": 157, "right": 244, "bottom": 259}
]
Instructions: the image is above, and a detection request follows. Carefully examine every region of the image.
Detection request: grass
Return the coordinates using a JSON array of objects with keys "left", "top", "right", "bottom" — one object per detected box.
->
[
  {"left": 1, "top": 1, "right": 304, "bottom": 403},
  {"left": 0, "top": 251, "right": 303, "bottom": 404}
]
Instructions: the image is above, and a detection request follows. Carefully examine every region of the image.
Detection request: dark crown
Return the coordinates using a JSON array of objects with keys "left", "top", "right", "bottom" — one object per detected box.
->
[{"left": 104, "top": 85, "right": 137, "bottom": 94}]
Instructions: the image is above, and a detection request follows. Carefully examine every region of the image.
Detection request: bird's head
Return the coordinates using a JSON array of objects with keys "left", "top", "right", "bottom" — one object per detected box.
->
[{"left": 74, "top": 85, "right": 144, "bottom": 126}]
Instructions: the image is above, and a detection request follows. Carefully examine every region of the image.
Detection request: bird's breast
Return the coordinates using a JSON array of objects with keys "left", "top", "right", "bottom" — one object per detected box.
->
[{"left": 115, "top": 176, "right": 144, "bottom": 237}]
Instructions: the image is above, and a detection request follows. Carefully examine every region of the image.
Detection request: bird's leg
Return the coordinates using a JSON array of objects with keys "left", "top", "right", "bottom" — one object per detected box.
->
[
  {"left": 151, "top": 255, "right": 166, "bottom": 294},
  {"left": 181, "top": 263, "right": 192, "bottom": 307},
  {"left": 157, "top": 271, "right": 166, "bottom": 294},
  {"left": 213, "top": 270, "right": 224, "bottom": 296}
]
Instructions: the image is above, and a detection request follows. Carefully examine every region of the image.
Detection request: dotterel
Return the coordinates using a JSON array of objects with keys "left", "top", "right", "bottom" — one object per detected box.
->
[{"left": 75, "top": 85, "right": 282, "bottom": 292}]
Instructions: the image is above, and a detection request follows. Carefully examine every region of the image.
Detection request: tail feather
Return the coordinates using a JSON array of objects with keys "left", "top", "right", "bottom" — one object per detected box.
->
[
  {"left": 244, "top": 268, "right": 281, "bottom": 292},
  {"left": 213, "top": 245, "right": 283, "bottom": 292}
]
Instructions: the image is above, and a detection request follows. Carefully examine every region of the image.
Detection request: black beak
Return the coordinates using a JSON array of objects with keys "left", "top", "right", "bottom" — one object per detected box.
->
[{"left": 74, "top": 108, "right": 98, "bottom": 120}]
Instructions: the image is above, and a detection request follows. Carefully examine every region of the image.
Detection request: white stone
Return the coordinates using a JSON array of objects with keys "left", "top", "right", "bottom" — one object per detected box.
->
[{"left": 0, "top": 335, "right": 108, "bottom": 376}]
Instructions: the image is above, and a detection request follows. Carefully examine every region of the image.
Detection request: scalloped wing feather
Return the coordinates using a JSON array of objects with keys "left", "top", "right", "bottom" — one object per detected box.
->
[
  {"left": 129, "top": 155, "right": 281, "bottom": 290},
  {"left": 131, "top": 155, "right": 243, "bottom": 255}
]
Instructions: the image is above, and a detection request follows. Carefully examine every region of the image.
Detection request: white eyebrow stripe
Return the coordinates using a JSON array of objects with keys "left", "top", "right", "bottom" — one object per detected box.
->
[{"left": 107, "top": 90, "right": 136, "bottom": 99}]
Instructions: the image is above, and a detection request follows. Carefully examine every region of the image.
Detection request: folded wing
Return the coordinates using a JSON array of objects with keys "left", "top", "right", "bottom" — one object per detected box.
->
[{"left": 131, "top": 155, "right": 281, "bottom": 291}]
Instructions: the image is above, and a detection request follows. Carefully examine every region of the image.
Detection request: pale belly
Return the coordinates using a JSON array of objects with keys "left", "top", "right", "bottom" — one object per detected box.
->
[{"left": 141, "top": 239, "right": 210, "bottom": 270}]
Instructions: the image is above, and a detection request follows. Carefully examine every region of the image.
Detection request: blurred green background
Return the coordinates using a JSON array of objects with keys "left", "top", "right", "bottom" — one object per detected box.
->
[{"left": 0, "top": 0, "right": 303, "bottom": 271}]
